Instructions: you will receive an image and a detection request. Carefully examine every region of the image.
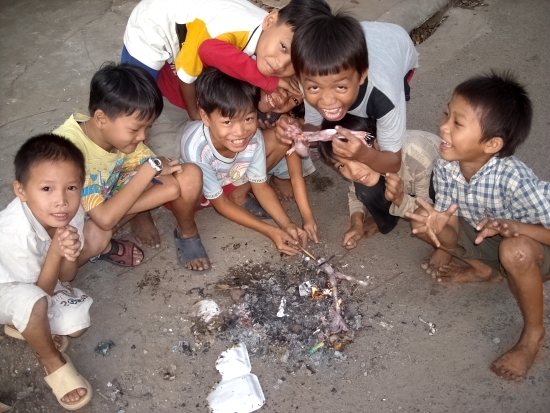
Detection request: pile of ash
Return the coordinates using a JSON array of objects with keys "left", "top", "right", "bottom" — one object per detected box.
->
[{"left": 191, "top": 259, "right": 367, "bottom": 364}]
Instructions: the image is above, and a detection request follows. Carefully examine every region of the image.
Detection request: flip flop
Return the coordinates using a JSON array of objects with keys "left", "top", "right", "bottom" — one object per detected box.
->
[
  {"left": 97, "top": 238, "right": 144, "bottom": 267},
  {"left": 242, "top": 196, "right": 271, "bottom": 220},
  {"left": 44, "top": 353, "right": 93, "bottom": 411},
  {"left": 4, "top": 325, "right": 69, "bottom": 353},
  {"left": 174, "top": 230, "right": 211, "bottom": 271}
]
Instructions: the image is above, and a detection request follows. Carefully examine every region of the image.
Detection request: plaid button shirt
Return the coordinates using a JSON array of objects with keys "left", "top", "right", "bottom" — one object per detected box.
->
[{"left": 434, "top": 156, "right": 550, "bottom": 229}]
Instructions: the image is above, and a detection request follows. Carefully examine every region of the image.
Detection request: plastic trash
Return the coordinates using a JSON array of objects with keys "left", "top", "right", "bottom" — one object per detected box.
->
[
  {"left": 207, "top": 343, "right": 265, "bottom": 413},
  {"left": 193, "top": 299, "right": 220, "bottom": 323}
]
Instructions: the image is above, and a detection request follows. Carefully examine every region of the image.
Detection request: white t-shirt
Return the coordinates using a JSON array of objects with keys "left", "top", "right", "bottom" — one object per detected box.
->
[{"left": 0, "top": 198, "right": 85, "bottom": 284}]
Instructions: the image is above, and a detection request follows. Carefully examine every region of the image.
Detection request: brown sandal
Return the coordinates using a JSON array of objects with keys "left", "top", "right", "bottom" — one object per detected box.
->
[{"left": 97, "top": 238, "right": 144, "bottom": 267}]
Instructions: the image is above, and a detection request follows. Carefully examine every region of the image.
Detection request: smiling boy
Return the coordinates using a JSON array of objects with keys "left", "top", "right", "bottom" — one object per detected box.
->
[
  {"left": 406, "top": 72, "right": 550, "bottom": 381},
  {"left": 180, "top": 68, "right": 308, "bottom": 255},
  {"left": 275, "top": 11, "right": 418, "bottom": 236}
]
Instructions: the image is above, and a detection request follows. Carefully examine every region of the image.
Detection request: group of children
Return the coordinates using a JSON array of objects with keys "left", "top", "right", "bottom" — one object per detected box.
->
[{"left": 0, "top": 0, "right": 548, "bottom": 409}]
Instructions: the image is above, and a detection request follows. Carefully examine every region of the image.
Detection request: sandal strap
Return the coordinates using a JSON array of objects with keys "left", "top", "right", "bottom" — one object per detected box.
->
[{"left": 44, "top": 354, "right": 91, "bottom": 401}]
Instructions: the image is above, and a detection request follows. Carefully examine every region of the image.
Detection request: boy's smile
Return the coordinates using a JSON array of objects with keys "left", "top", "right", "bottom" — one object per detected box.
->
[
  {"left": 256, "top": 11, "right": 295, "bottom": 77},
  {"left": 200, "top": 108, "right": 258, "bottom": 157},
  {"left": 14, "top": 160, "right": 82, "bottom": 235},
  {"left": 333, "top": 156, "right": 380, "bottom": 187},
  {"left": 258, "top": 88, "right": 302, "bottom": 114},
  {"left": 301, "top": 68, "right": 368, "bottom": 121}
]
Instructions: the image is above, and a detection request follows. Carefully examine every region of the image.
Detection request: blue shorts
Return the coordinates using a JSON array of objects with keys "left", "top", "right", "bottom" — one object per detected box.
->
[{"left": 121, "top": 46, "right": 160, "bottom": 80}]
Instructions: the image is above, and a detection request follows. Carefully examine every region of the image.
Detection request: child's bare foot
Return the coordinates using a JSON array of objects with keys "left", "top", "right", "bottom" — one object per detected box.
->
[
  {"left": 491, "top": 328, "right": 546, "bottom": 380},
  {"left": 436, "top": 259, "right": 497, "bottom": 283},
  {"left": 363, "top": 216, "right": 379, "bottom": 239},
  {"left": 421, "top": 249, "right": 453, "bottom": 277},
  {"left": 269, "top": 175, "right": 294, "bottom": 201},
  {"left": 42, "top": 353, "right": 88, "bottom": 404},
  {"left": 131, "top": 211, "right": 160, "bottom": 248}
]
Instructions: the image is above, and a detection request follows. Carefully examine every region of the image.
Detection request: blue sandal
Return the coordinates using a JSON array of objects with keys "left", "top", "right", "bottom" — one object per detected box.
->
[
  {"left": 174, "top": 230, "right": 211, "bottom": 271},
  {"left": 242, "top": 196, "right": 271, "bottom": 220}
]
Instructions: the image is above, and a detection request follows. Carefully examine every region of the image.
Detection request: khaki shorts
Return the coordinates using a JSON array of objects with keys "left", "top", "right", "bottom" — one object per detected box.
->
[
  {"left": 0, "top": 281, "right": 92, "bottom": 335},
  {"left": 456, "top": 217, "right": 550, "bottom": 276}
]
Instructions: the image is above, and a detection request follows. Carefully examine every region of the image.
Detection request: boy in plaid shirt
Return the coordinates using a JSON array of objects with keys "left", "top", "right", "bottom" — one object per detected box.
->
[{"left": 406, "top": 71, "right": 550, "bottom": 381}]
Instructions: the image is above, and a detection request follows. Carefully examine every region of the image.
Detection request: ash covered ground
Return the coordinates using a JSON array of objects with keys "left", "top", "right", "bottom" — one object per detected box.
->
[{"left": 188, "top": 254, "right": 370, "bottom": 366}]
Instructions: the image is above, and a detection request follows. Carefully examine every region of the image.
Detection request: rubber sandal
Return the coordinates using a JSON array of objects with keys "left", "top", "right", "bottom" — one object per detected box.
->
[
  {"left": 173, "top": 230, "right": 211, "bottom": 271},
  {"left": 242, "top": 196, "right": 271, "bottom": 220},
  {"left": 97, "top": 238, "right": 144, "bottom": 267},
  {"left": 44, "top": 353, "right": 93, "bottom": 411},
  {"left": 4, "top": 325, "right": 69, "bottom": 353}
]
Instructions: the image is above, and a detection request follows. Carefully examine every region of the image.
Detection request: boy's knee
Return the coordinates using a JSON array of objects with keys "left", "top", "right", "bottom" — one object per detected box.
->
[
  {"left": 410, "top": 206, "right": 428, "bottom": 231},
  {"left": 499, "top": 235, "right": 540, "bottom": 272},
  {"left": 27, "top": 296, "right": 49, "bottom": 325},
  {"left": 179, "top": 163, "right": 203, "bottom": 189}
]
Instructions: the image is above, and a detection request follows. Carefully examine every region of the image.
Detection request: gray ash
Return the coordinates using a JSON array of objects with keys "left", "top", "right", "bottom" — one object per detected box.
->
[{"left": 205, "top": 260, "right": 363, "bottom": 363}]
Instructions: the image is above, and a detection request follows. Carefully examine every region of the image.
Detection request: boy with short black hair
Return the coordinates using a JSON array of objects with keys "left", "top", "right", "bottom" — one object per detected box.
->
[
  {"left": 180, "top": 68, "right": 308, "bottom": 254},
  {"left": 406, "top": 71, "right": 550, "bottom": 381},
  {"left": 54, "top": 63, "right": 210, "bottom": 271},
  {"left": 275, "top": 10, "right": 418, "bottom": 235},
  {"left": 0, "top": 134, "right": 107, "bottom": 410}
]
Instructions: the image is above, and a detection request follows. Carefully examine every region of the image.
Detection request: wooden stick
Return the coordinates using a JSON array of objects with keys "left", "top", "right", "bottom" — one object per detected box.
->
[{"left": 297, "top": 244, "right": 317, "bottom": 261}]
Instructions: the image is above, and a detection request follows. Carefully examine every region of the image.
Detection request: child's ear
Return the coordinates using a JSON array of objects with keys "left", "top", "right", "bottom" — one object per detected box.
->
[
  {"left": 484, "top": 136, "right": 504, "bottom": 154},
  {"left": 93, "top": 109, "right": 109, "bottom": 130},
  {"left": 262, "top": 10, "right": 279, "bottom": 29},
  {"left": 199, "top": 109, "right": 211, "bottom": 127},
  {"left": 13, "top": 181, "right": 27, "bottom": 202},
  {"left": 359, "top": 69, "right": 369, "bottom": 85}
]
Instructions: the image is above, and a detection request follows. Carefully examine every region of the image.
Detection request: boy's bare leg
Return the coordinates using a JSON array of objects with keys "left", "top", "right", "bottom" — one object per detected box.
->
[
  {"left": 171, "top": 164, "right": 211, "bottom": 271},
  {"left": 22, "top": 297, "right": 87, "bottom": 404},
  {"left": 130, "top": 211, "right": 161, "bottom": 248},
  {"left": 363, "top": 216, "right": 380, "bottom": 239},
  {"left": 491, "top": 235, "right": 547, "bottom": 380},
  {"left": 421, "top": 249, "right": 453, "bottom": 277},
  {"left": 269, "top": 175, "right": 294, "bottom": 201},
  {"left": 228, "top": 182, "right": 252, "bottom": 206}
]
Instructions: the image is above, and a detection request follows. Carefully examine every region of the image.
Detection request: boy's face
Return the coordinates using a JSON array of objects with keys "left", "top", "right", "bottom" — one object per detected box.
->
[
  {"left": 258, "top": 87, "right": 302, "bottom": 114},
  {"left": 200, "top": 107, "right": 258, "bottom": 157},
  {"left": 96, "top": 111, "right": 155, "bottom": 154},
  {"left": 332, "top": 155, "right": 380, "bottom": 187},
  {"left": 300, "top": 68, "right": 368, "bottom": 121},
  {"left": 14, "top": 160, "right": 82, "bottom": 234},
  {"left": 256, "top": 11, "right": 295, "bottom": 78},
  {"left": 439, "top": 94, "right": 489, "bottom": 163}
]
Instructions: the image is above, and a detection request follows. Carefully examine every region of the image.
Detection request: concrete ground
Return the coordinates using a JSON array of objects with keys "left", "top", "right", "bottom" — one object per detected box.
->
[{"left": 0, "top": 0, "right": 549, "bottom": 412}]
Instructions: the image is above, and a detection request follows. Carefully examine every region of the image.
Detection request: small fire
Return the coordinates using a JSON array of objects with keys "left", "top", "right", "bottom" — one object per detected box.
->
[{"left": 311, "top": 286, "right": 333, "bottom": 299}]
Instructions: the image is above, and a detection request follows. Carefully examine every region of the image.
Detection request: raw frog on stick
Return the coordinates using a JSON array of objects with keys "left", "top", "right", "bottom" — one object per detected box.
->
[{"left": 284, "top": 124, "right": 374, "bottom": 157}]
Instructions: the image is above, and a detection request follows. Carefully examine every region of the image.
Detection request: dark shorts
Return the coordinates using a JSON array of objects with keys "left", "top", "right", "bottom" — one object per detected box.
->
[{"left": 456, "top": 217, "right": 550, "bottom": 275}]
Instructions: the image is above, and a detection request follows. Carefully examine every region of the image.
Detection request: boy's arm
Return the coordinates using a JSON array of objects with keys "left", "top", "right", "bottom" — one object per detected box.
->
[
  {"left": 209, "top": 193, "right": 302, "bottom": 255},
  {"left": 405, "top": 198, "right": 458, "bottom": 249},
  {"left": 199, "top": 39, "right": 279, "bottom": 93},
  {"left": 332, "top": 127, "right": 402, "bottom": 174},
  {"left": 179, "top": 81, "right": 201, "bottom": 120},
  {"left": 87, "top": 157, "right": 178, "bottom": 230},
  {"left": 475, "top": 219, "right": 550, "bottom": 246},
  {"left": 286, "top": 152, "right": 318, "bottom": 243}
]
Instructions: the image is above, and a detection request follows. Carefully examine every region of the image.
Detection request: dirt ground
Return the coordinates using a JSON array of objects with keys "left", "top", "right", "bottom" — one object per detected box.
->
[{"left": 1, "top": 0, "right": 549, "bottom": 412}]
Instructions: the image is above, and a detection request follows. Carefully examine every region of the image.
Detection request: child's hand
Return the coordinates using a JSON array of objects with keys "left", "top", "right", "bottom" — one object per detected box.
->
[
  {"left": 385, "top": 172, "right": 405, "bottom": 207},
  {"left": 56, "top": 225, "right": 81, "bottom": 262},
  {"left": 282, "top": 223, "right": 308, "bottom": 247},
  {"left": 332, "top": 126, "right": 368, "bottom": 161},
  {"left": 342, "top": 223, "right": 363, "bottom": 250},
  {"left": 258, "top": 116, "right": 277, "bottom": 130},
  {"left": 277, "top": 76, "right": 301, "bottom": 98},
  {"left": 269, "top": 228, "right": 301, "bottom": 256},
  {"left": 405, "top": 198, "right": 457, "bottom": 248},
  {"left": 302, "top": 218, "right": 319, "bottom": 244},
  {"left": 158, "top": 157, "right": 183, "bottom": 175},
  {"left": 474, "top": 218, "right": 519, "bottom": 244},
  {"left": 274, "top": 115, "right": 300, "bottom": 146}
]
